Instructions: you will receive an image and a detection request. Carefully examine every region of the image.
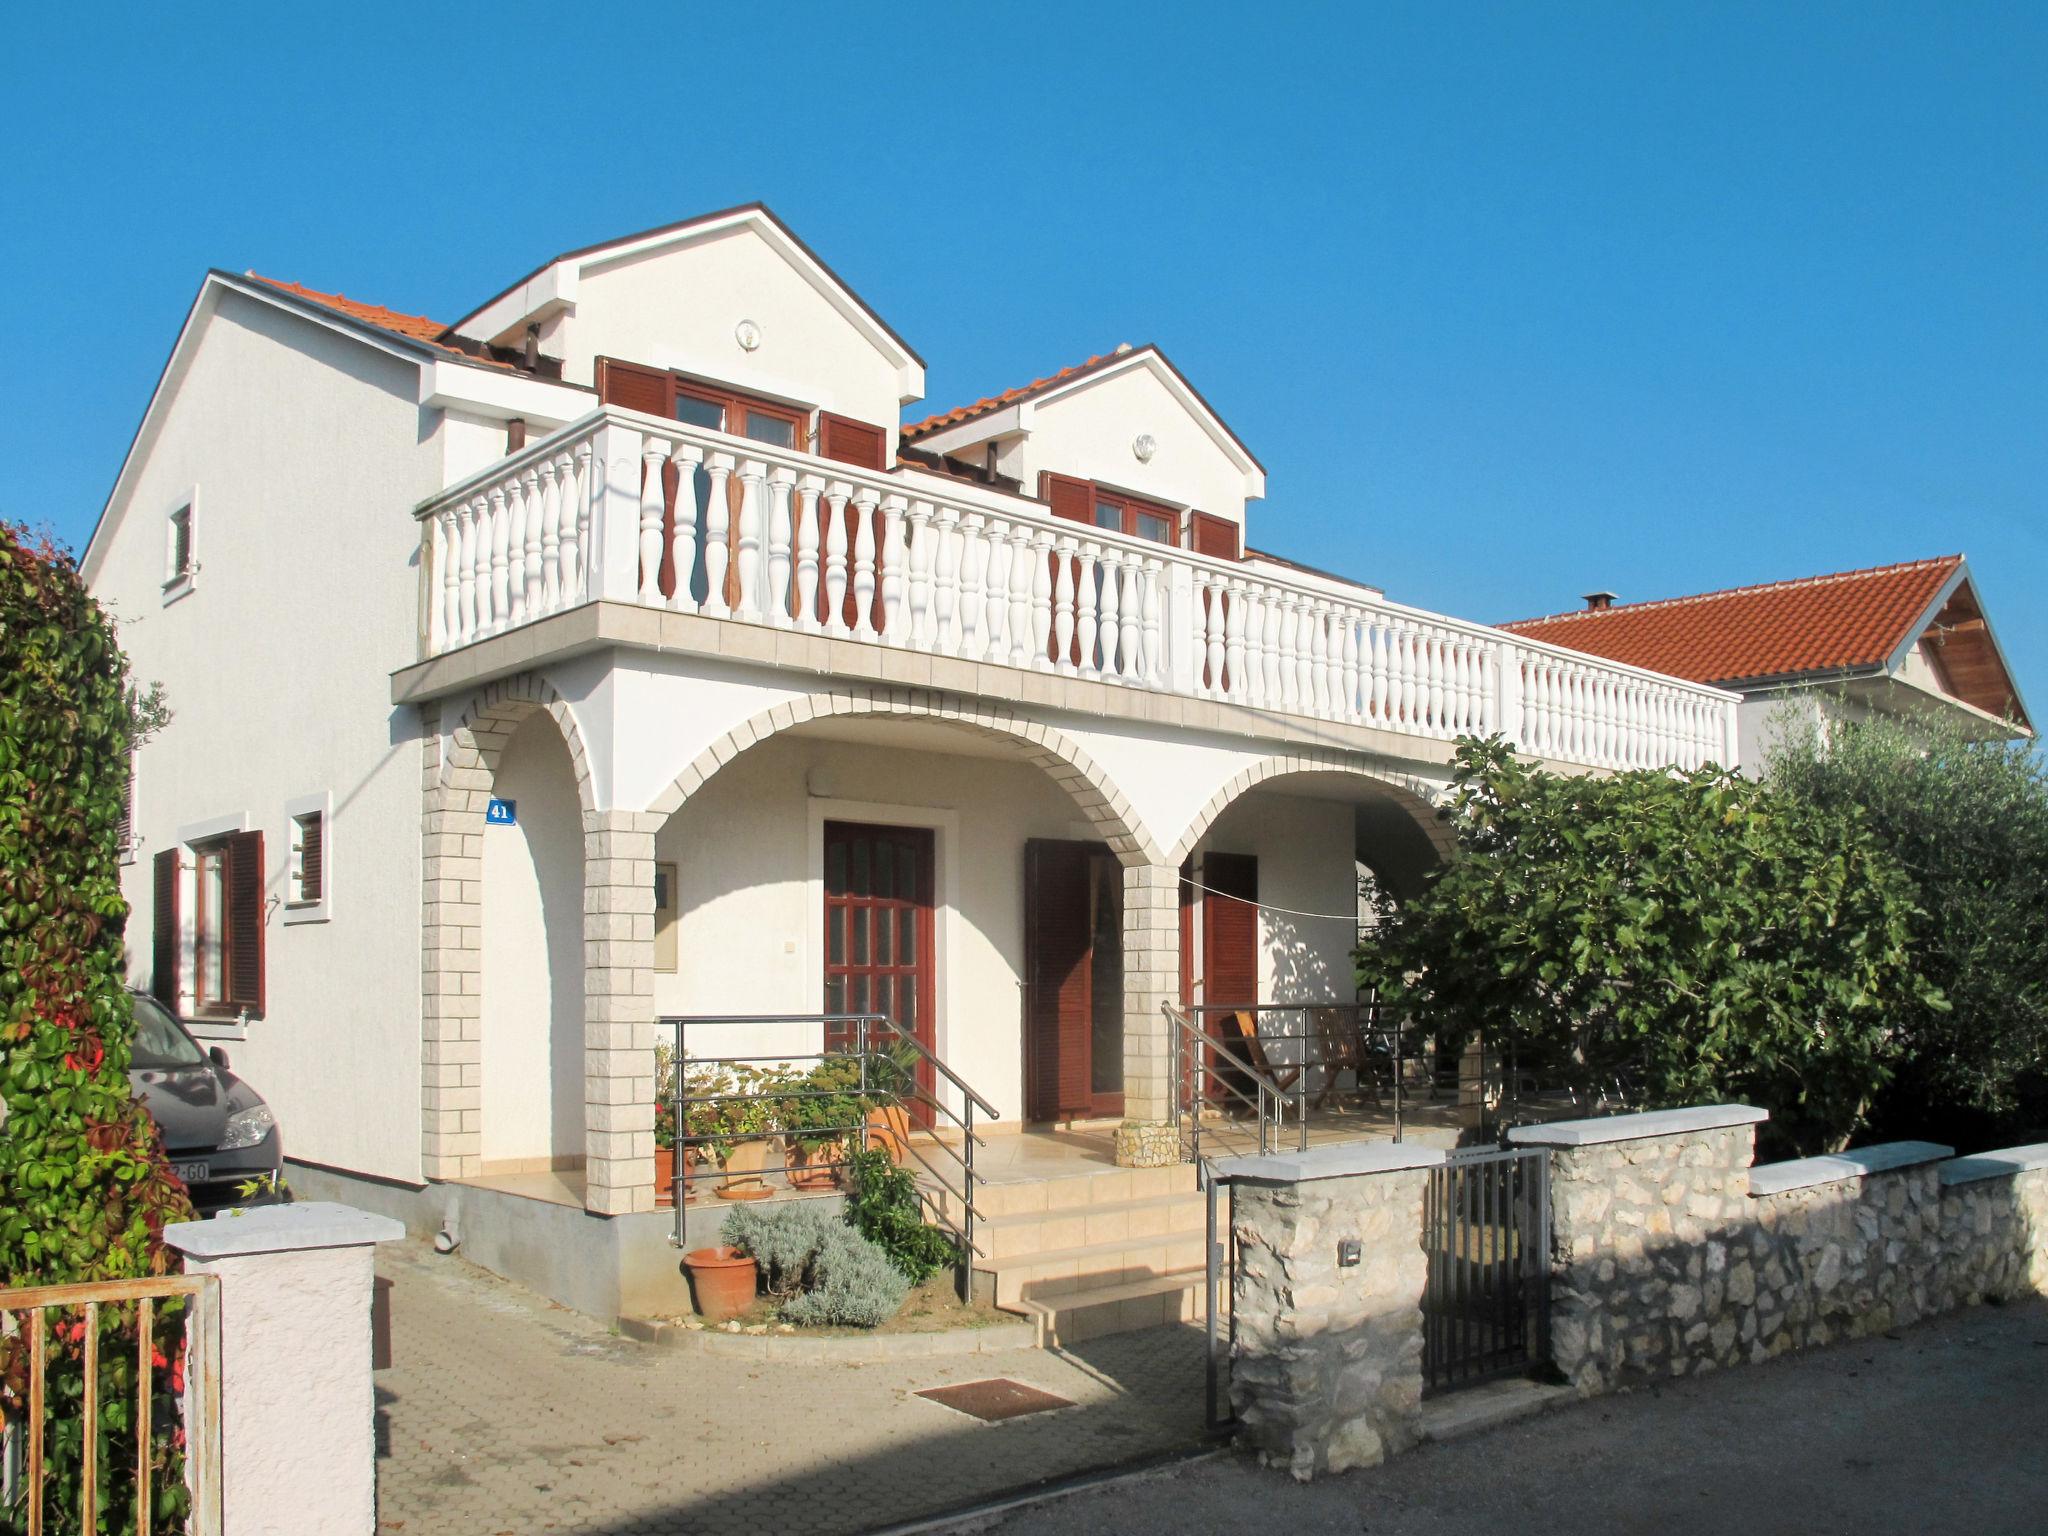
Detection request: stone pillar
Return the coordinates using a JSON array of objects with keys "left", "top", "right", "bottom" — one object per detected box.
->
[
  {"left": 1115, "top": 860, "right": 1179, "bottom": 1161},
  {"left": 419, "top": 704, "right": 485, "bottom": 1180},
  {"left": 165, "top": 1204, "right": 402, "bottom": 1536},
  {"left": 584, "top": 808, "right": 662, "bottom": 1215},
  {"left": 1220, "top": 1142, "right": 1441, "bottom": 1480}
]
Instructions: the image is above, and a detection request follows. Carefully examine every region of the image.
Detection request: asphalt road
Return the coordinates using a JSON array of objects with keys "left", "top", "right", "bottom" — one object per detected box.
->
[{"left": 972, "top": 1297, "right": 2048, "bottom": 1536}]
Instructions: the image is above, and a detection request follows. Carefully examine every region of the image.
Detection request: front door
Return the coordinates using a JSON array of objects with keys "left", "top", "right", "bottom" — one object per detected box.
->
[
  {"left": 1023, "top": 840, "right": 1125, "bottom": 1121},
  {"left": 823, "top": 822, "right": 936, "bottom": 1119},
  {"left": 1182, "top": 852, "right": 1259, "bottom": 1104}
]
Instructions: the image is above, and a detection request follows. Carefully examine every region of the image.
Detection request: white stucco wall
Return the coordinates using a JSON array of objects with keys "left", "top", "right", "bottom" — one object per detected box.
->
[
  {"left": 552, "top": 223, "right": 907, "bottom": 433},
  {"left": 1194, "top": 795, "right": 1362, "bottom": 1005},
  {"left": 1014, "top": 362, "right": 1251, "bottom": 525},
  {"left": 479, "top": 714, "right": 586, "bottom": 1165},
  {"left": 90, "top": 289, "right": 436, "bottom": 1184}
]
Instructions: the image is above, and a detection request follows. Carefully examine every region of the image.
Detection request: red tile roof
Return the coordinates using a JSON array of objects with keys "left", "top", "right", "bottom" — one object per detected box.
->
[
  {"left": 1498, "top": 557, "right": 1964, "bottom": 688},
  {"left": 903, "top": 348, "right": 1131, "bottom": 438},
  {"left": 245, "top": 275, "right": 514, "bottom": 368}
]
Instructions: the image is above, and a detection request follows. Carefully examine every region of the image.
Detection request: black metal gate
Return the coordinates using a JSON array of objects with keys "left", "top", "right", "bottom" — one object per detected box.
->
[{"left": 1423, "top": 1145, "right": 1550, "bottom": 1394}]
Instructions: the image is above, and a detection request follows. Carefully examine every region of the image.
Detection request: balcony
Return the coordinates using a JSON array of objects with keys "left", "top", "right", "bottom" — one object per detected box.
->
[{"left": 413, "top": 405, "right": 1737, "bottom": 773}]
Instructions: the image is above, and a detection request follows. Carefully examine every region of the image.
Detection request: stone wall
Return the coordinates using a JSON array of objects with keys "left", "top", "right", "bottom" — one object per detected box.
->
[
  {"left": 1932, "top": 1148, "right": 2048, "bottom": 1312},
  {"left": 1223, "top": 1143, "right": 1439, "bottom": 1480}
]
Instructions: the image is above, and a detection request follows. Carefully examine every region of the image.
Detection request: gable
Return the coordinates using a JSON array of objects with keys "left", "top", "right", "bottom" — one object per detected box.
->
[{"left": 1022, "top": 360, "right": 1258, "bottom": 523}]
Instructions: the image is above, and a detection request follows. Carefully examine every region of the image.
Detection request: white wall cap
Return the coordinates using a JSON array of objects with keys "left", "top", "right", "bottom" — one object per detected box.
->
[
  {"left": 1937, "top": 1143, "right": 2048, "bottom": 1188},
  {"left": 418, "top": 360, "right": 592, "bottom": 426},
  {"left": 163, "top": 1201, "right": 405, "bottom": 1259},
  {"left": 1210, "top": 1140, "right": 1446, "bottom": 1186},
  {"left": 1748, "top": 1140, "right": 1955, "bottom": 1198},
  {"left": 1506, "top": 1104, "right": 1768, "bottom": 1148}
]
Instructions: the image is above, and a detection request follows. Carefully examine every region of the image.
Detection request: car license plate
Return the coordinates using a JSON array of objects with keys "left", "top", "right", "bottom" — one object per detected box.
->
[{"left": 173, "top": 1162, "right": 209, "bottom": 1185}]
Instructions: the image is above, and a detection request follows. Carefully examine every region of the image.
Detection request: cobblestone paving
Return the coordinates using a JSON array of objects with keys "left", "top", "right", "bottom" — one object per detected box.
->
[{"left": 374, "top": 1239, "right": 1208, "bottom": 1535}]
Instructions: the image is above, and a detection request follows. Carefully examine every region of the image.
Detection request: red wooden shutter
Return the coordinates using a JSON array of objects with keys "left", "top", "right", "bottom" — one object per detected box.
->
[
  {"left": 1200, "top": 853, "right": 1259, "bottom": 1007},
  {"left": 594, "top": 358, "right": 671, "bottom": 416},
  {"left": 818, "top": 412, "right": 889, "bottom": 471},
  {"left": 224, "top": 830, "right": 266, "bottom": 1018},
  {"left": 152, "top": 848, "right": 181, "bottom": 1008},
  {"left": 1024, "top": 840, "right": 1096, "bottom": 1120},
  {"left": 1039, "top": 472, "right": 1094, "bottom": 525},
  {"left": 299, "top": 814, "right": 324, "bottom": 904},
  {"left": 1189, "top": 512, "right": 1241, "bottom": 561}
]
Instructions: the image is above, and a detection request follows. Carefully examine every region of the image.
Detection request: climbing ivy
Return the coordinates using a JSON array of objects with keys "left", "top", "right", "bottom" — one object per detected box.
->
[{"left": 0, "top": 522, "right": 193, "bottom": 1531}]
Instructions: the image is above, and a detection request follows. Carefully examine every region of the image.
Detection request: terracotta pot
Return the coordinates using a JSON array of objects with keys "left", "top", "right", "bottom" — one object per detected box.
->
[
  {"left": 716, "top": 1136, "right": 782, "bottom": 1199},
  {"left": 653, "top": 1145, "right": 676, "bottom": 1209},
  {"left": 864, "top": 1106, "right": 912, "bottom": 1163},
  {"left": 787, "top": 1140, "right": 843, "bottom": 1191},
  {"left": 682, "top": 1246, "right": 758, "bottom": 1322}
]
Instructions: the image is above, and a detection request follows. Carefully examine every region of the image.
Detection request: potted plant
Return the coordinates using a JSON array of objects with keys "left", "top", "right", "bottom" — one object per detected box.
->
[
  {"left": 861, "top": 1043, "right": 921, "bottom": 1163},
  {"left": 681, "top": 1244, "right": 759, "bottom": 1322},
  {"left": 696, "top": 1062, "right": 782, "bottom": 1200},
  {"left": 779, "top": 1054, "right": 868, "bottom": 1190}
]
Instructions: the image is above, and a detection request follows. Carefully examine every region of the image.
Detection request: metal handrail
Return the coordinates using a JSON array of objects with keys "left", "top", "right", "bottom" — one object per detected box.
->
[{"left": 659, "top": 1013, "right": 996, "bottom": 1298}]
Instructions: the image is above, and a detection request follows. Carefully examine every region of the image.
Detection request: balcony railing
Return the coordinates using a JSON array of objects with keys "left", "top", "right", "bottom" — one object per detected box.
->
[{"left": 416, "top": 406, "right": 1738, "bottom": 772}]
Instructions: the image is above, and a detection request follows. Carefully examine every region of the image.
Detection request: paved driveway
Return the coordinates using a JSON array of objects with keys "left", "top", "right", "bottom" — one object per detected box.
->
[
  {"left": 373, "top": 1238, "right": 1208, "bottom": 1535},
  {"left": 983, "top": 1298, "right": 2048, "bottom": 1536}
]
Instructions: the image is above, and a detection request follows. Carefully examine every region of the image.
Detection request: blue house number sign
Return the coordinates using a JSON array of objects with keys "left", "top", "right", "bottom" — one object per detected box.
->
[{"left": 486, "top": 797, "right": 517, "bottom": 826}]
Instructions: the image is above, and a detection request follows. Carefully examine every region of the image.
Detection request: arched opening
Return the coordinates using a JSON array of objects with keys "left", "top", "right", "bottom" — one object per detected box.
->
[{"left": 478, "top": 711, "right": 588, "bottom": 1170}]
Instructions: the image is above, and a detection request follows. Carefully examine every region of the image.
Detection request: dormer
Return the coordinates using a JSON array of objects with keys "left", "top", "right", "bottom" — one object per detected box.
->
[
  {"left": 900, "top": 344, "right": 1265, "bottom": 559},
  {"left": 447, "top": 203, "right": 925, "bottom": 471}
]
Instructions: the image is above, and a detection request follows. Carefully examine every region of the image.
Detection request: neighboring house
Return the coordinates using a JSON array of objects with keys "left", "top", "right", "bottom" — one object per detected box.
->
[
  {"left": 84, "top": 203, "right": 1737, "bottom": 1319},
  {"left": 1500, "top": 557, "right": 2033, "bottom": 772}
]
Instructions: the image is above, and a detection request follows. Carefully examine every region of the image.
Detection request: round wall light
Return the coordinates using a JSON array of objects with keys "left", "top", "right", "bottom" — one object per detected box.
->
[
  {"left": 735, "top": 319, "right": 763, "bottom": 352},
  {"left": 1133, "top": 433, "right": 1157, "bottom": 463}
]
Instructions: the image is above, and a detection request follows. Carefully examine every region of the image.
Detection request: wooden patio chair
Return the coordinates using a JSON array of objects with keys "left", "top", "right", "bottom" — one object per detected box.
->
[
  {"left": 1309, "top": 1006, "right": 1377, "bottom": 1109},
  {"left": 1220, "top": 1009, "right": 1304, "bottom": 1109}
]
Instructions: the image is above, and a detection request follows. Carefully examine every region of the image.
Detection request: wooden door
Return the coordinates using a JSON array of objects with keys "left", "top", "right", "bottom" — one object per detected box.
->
[
  {"left": 1024, "top": 840, "right": 1124, "bottom": 1121},
  {"left": 824, "top": 822, "right": 936, "bottom": 1119},
  {"left": 1193, "top": 852, "right": 1258, "bottom": 1105}
]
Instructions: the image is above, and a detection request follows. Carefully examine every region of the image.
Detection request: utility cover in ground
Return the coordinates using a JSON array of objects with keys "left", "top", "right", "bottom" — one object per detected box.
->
[{"left": 915, "top": 1378, "right": 1076, "bottom": 1422}]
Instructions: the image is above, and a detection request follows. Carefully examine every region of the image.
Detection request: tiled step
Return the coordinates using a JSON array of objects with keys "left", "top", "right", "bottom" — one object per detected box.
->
[
  {"left": 1009, "top": 1268, "right": 1214, "bottom": 1348},
  {"left": 971, "top": 1190, "right": 1208, "bottom": 1261},
  {"left": 981, "top": 1232, "right": 1210, "bottom": 1310},
  {"left": 916, "top": 1160, "right": 1199, "bottom": 1225}
]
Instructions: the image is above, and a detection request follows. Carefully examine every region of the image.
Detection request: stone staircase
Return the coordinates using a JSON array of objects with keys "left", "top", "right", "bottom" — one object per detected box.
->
[{"left": 922, "top": 1161, "right": 1213, "bottom": 1347}]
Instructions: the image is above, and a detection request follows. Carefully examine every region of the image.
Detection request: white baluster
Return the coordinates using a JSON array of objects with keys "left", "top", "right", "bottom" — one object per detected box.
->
[
  {"left": 981, "top": 518, "right": 1012, "bottom": 662},
  {"left": 503, "top": 474, "right": 528, "bottom": 627},
  {"left": 1340, "top": 609, "right": 1361, "bottom": 720},
  {"left": 537, "top": 460, "right": 561, "bottom": 616},
  {"left": 933, "top": 506, "right": 962, "bottom": 655},
  {"left": 1007, "top": 524, "right": 1035, "bottom": 669},
  {"left": 765, "top": 466, "right": 797, "bottom": 628},
  {"left": 1096, "top": 550, "right": 1122, "bottom": 680},
  {"left": 879, "top": 493, "right": 908, "bottom": 645},
  {"left": 637, "top": 441, "right": 667, "bottom": 607},
  {"left": 907, "top": 500, "right": 935, "bottom": 648},
  {"left": 792, "top": 474, "right": 824, "bottom": 631},
  {"left": 456, "top": 500, "right": 480, "bottom": 643},
  {"left": 563, "top": 445, "right": 588, "bottom": 605},
  {"left": 1141, "top": 559, "right": 1165, "bottom": 688},
  {"left": 1308, "top": 600, "right": 1330, "bottom": 715},
  {"left": 666, "top": 443, "right": 703, "bottom": 614},
  {"left": 520, "top": 467, "right": 544, "bottom": 621},
  {"left": 734, "top": 459, "right": 767, "bottom": 622},
  {"left": 479, "top": 486, "right": 508, "bottom": 634},
  {"left": 958, "top": 513, "right": 987, "bottom": 661},
  {"left": 1053, "top": 534, "right": 1077, "bottom": 675},
  {"left": 702, "top": 453, "right": 734, "bottom": 619},
  {"left": 1260, "top": 588, "right": 1283, "bottom": 705},
  {"left": 1271, "top": 596, "right": 1296, "bottom": 711},
  {"left": 1029, "top": 529, "right": 1056, "bottom": 670},
  {"left": 1201, "top": 577, "right": 1226, "bottom": 697},
  {"left": 1120, "top": 558, "right": 1144, "bottom": 686},
  {"left": 849, "top": 488, "right": 880, "bottom": 641},
  {"left": 1076, "top": 542, "right": 1101, "bottom": 679},
  {"left": 427, "top": 512, "right": 448, "bottom": 653},
  {"left": 435, "top": 509, "right": 459, "bottom": 650},
  {"left": 1238, "top": 586, "right": 1263, "bottom": 705},
  {"left": 1225, "top": 578, "right": 1249, "bottom": 702},
  {"left": 821, "top": 482, "right": 851, "bottom": 636}
]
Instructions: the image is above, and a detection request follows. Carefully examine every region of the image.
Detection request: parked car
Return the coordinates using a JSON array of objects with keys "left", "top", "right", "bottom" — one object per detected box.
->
[{"left": 127, "top": 991, "right": 284, "bottom": 1213}]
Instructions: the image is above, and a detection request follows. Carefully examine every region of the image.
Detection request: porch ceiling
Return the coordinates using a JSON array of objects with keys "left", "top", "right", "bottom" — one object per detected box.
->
[{"left": 782, "top": 716, "right": 1028, "bottom": 760}]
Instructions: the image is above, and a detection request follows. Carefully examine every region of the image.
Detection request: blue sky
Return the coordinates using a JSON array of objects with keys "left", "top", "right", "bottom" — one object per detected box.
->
[{"left": 5, "top": 4, "right": 2042, "bottom": 709}]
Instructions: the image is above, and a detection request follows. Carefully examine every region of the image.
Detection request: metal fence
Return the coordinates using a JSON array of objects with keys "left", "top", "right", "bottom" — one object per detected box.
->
[
  {"left": 0, "top": 1272, "right": 222, "bottom": 1535},
  {"left": 1422, "top": 1144, "right": 1551, "bottom": 1394}
]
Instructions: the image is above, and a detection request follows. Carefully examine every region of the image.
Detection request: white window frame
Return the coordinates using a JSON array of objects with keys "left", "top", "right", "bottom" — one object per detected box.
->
[
  {"left": 174, "top": 811, "right": 249, "bottom": 1039},
  {"left": 162, "top": 487, "right": 199, "bottom": 605},
  {"left": 283, "top": 791, "right": 333, "bottom": 925}
]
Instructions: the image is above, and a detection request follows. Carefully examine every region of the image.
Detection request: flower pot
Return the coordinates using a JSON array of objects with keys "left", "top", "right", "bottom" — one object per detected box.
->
[
  {"left": 683, "top": 1246, "right": 758, "bottom": 1323},
  {"left": 653, "top": 1145, "right": 676, "bottom": 1209},
  {"left": 715, "top": 1136, "right": 782, "bottom": 1200},
  {"left": 786, "top": 1140, "right": 843, "bottom": 1191},
  {"left": 864, "top": 1106, "right": 912, "bottom": 1163}
]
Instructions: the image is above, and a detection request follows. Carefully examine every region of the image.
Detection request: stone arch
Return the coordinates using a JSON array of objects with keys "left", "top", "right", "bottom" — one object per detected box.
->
[
  {"left": 419, "top": 669, "right": 597, "bottom": 1185},
  {"left": 1165, "top": 748, "right": 1457, "bottom": 870},
  {"left": 643, "top": 685, "right": 1165, "bottom": 867}
]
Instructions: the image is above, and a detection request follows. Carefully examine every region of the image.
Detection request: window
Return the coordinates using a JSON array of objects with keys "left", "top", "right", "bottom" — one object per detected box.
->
[
  {"left": 164, "top": 499, "right": 196, "bottom": 596},
  {"left": 179, "top": 830, "right": 265, "bottom": 1019},
  {"left": 594, "top": 357, "right": 808, "bottom": 450},
  {"left": 283, "top": 792, "right": 332, "bottom": 924},
  {"left": 117, "top": 751, "right": 137, "bottom": 865},
  {"left": 1040, "top": 472, "right": 1181, "bottom": 547},
  {"left": 654, "top": 862, "right": 679, "bottom": 973}
]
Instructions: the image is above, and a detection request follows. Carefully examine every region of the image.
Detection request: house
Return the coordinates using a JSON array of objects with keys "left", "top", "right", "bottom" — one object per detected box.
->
[
  {"left": 1499, "top": 557, "right": 2033, "bottom": 771},
  {"left": 84, "top": 203, "right": 1739, "bottom": 1322}
]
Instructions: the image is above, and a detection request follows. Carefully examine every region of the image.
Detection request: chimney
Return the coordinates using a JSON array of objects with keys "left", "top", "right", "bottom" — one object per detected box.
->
[{"left": 1583, "top": 591, "right": 1617, "bottom": 612}]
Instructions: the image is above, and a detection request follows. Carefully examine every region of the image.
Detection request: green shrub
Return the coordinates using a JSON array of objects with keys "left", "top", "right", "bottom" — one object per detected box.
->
[
  {"left": 843, "top": 1145, "right": 958, "bottom": 1284},
  {"left": 0, "top": 523, "right": 193, "bottom": 1532},
  {"left": 719, "top": 1200, "right": 908, "bottom": 1327}
]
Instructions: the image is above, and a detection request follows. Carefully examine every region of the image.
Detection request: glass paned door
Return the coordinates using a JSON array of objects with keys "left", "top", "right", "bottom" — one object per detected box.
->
[{"left": 824, "top": 822, "right": 936, "bottom": 1120}]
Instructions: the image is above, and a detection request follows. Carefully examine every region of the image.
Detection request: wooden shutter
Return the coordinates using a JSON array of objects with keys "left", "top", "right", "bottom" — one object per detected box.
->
[
  {"left": 1189, "top": 512, "right": 1240, "bottom": 561},
  {"left": 818, "top": 412, "right": 888, "bottom": 471},
  {"left": 152, "top": 848, "right": 180, "bottom": 1008},
  {"left": 1039, "top": 472, "right": 1094, "bottom": 525},
  {"left": 223, "top": 830, "right": 266, "bottom": 1018},
  {"left": 116, "top": 757, "right": 135, "bottom": 857},
  {"left": 299, "top": 813, "right": 324, "bottom": 904},
  {"left": 594, "top": 357, "right": 671, "bottom": 416},
  {"left": 1200, "top": 853, "right": 1259, "bottom": 1007},
  {"left": 1024, "top": 839, "right": 1096, "bottom": 1120}
]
